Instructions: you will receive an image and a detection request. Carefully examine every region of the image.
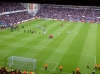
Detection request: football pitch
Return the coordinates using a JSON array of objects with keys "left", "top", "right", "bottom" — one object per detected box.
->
[{"left": 0, "top": 19, "right": 100, "bottom": 74}]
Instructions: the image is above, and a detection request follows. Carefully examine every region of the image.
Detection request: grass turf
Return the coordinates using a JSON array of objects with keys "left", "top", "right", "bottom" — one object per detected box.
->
[{"left": 0, "top": 19, "right": 100, "bottom": 74}]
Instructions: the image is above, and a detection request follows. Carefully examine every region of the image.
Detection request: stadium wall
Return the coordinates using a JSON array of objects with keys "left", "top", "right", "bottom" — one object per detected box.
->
[
  {"left": 20, "top": 3, "right": 28, "bottom": 9},
  {"left": 20, "top": 3, "right": 40, "bottom": 16},
  {"left": 27, "top": 3, "right": 40, "bottom": 16}
]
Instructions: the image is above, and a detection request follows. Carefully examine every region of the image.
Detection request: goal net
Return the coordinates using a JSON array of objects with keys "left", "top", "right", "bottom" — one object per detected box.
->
[{"left": 8, "top": 56, "right": 36, "bottom": 71}]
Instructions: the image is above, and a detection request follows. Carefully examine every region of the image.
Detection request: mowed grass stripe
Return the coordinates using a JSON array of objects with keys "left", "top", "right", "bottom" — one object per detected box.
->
[
  {"left": 45, "top": 22, "right": 84, "bottom": 65},
  {"left": 0, "top": 19, "right": 49, "bottom": 43},
  {"left": 96, "top": 25, "right": 100, "bottom": 63},
  {"left": 0, "top": 19, "right": 39, "bottom": 35},
  {"left": 78, "top": 24, "right": 97, "bottom": 74},
  {"left": 43, "top": 22, "right": 83, "bottom": 71},
  {"left": 5, "top": 20, "right": 70, "bottom": 69},
  {"left": 10, "top": 20, "right": 51, "bottom": 45},
  {"left": 21, "top": 19, "right": 52, "bottom": 30},
  {"left": 57, "top": 23, "right": 90, "bottom": 73},
  {"left": 21, "top": 21, "right": 71, "bottom": 58},
  {"left": 0, "top": 19, "right": 41, "bottom": 42},
  {"left": 0, "top": 19, "right": 49, "bottom": 46},
  {"left": 19, "top": 21, "right": 71, "bottom": 70},
  {"left": 5, "top": 20, "right": 63, "bottom": 58},
  {"left": 0, "top": 20, "right": 53, "bottom": 63},
  {"left": 0, "top": 20, "right": 44, "bottom": 46},
  {"left": 34, "top": 22, "right": 77, "bottom": 69},
  {"left": 0, "top": 20, "right": 99, "bottom": 74},
  {"left": 0, "top": 20, "right": 50, "bottom": 57},
  {"left": 20, "top": 20, "right": 64, "bottom": 47},
  {"left": 96, "top": 24, "right": 100, "bottom": 74}
]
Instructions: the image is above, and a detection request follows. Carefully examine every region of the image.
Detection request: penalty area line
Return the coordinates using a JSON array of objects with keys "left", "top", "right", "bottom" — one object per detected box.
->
[
  {"left": 37, "top": 67, "right": 71, "bottom": 74},
  {"left": 56, "top": 50, "right": 95, "bottom": 57},
  {"left": 0, "top": 55, "right": 9, "bottom": 60},
  {"left": 52, "top": 63, "right": 59, "bottom": 71},
  {"left": 39, "top": 68, "right": 53, "bottom": 71},
  {"left": 37, "top": 60, "right": 57, "bottom": 64}
]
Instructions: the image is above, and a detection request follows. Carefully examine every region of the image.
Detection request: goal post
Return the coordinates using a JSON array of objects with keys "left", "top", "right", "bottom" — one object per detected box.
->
[{"left": 8, "top": 56, "right": 36, "bottom": 71}]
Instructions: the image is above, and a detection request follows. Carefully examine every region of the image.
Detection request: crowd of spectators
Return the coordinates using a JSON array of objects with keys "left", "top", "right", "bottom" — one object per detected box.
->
[
  {"left": 0, "top": 67, "right": 35, "bottom": 74},
  {"left": 35, "top": 4, "right": 100, "bottom": 23},
  {"left": 0, "top": 11, "right": 33, "bottom": 27},
  {"left": 0, "top": 2, "right": 33, "bottom": 28},
  {"left": 0, "top": 2, "right": 25, "bottom": 13},
  {"left": 1, "top": 3, "right": 100, "bottom": 29}
]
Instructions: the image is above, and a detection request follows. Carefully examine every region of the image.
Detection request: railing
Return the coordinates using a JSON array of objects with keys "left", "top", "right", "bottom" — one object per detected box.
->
[{"left": 0, "top": 9, "right": 28, "bottom": 16}]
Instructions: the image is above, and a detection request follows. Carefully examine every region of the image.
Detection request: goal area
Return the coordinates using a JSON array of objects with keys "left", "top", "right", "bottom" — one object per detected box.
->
[{"left": 8, "top": 56, "right": 36, "bottom": 71}]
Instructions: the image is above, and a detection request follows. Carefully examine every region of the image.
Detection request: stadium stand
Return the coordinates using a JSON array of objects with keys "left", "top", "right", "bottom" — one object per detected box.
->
[
  {"left": 0, "top": 11, "right": 33, "bottom": 27},
  {"left": 0, "top": 66, "right": 36, "bottom": 74},
  {"left": 0, "top": 2, "right": 33, "bottom": 28},
  {"left": 1, "top": 3, "right": 100, "bottom": 29},
  {"left": 35, "top": 4, "right": 100, "bottom": 23},
  {"left": 0, "top": 2, "right": 25, "bottom": 13}
]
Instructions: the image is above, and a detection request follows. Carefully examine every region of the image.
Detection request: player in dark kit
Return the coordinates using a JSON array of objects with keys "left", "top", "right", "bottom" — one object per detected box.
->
[
  {"left": 91, "top": 69, "right": 95, "bottom": 74},
  {"left": 87, "top": 63, "right": 89, "bottom": 68},
  {"left": 31, "top": 31, "right": 33, "bottom": 34},
  {"left": 16, "top": 25, "right": 18, "bottom": 28},
  {"left": 10, "top": 26, "right": 13, "bottom": 32},
  {"left": 72, "top": 71, "right": 75, "bottom": 74},
  {"left": 15, "top": 25, "right": 18, "bottom": 30},
  {"left": 94, "top": 64, "right": 97, "bottom": 69},
  {"left": 24, "top": 30, "right": 26, "bottom": 33},
  {"left": 39, "top": 32, "right": 41, "bottom": 34},
  {"left": 34, "top": 31, "right": 36, "bottom": 34},
  {"left": 22, "top": 26, "right": 24, "bottom": 28},
  {"left": 17, "top": 28, "right": 19, "bottom": 32},
  {"left": 44, "top": 25, "right": 45, "bottom": 27},
  {"left": 30, "top": 30, "right": 31, "bottom": 33}
]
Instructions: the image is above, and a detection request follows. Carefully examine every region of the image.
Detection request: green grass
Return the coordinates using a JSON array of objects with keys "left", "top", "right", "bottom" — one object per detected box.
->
[{"left": 0, "top": 19, "right": 100, "bottom": 74}]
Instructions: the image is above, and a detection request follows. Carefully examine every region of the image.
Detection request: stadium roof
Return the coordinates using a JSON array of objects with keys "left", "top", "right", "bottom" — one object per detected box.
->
[{"left": 1, "top": 0, "right": 100, "bottom": 6}]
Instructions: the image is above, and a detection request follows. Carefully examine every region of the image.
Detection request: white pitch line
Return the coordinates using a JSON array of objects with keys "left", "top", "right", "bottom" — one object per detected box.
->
[
  {"left": 33, "top": 46, "right": 55, "bottom": 50},
  {"left": 0, "top": 55, "right": 8, "bottom": 60},
  {"left": 45, "top": 61, "right": 57, "bottom": 64},
  {"left": 31, "top": 46, "right": 55, "bottom": 50},
  {"left": 0, "top": 44, "right": 95, "bottom": 58},
  {"left": 33, "top": 46, "right": 95, "bottom": 58},
  {"left": 80, "top": 54, "right": 95, "bottom": 57},
  {"left": 52, "top": 63, "right": 59, "bottom": 71},
  {"left": 10, "top": 45, "right": 96, "bottom": 58},
  {"left": 68, "top": 31, "right": 77, "bottom": 36},
  {"left": 56, "top": 50, "right": 95, "bottom": 57},
  {"left": 37, "top": 67, "right": 71, "bottom": 74},
  {"left": 39, "top": 68, "right": 53, "bottom": 71},
  {"left": 37, "top": 60, "right": 57, "bottom": 64}
]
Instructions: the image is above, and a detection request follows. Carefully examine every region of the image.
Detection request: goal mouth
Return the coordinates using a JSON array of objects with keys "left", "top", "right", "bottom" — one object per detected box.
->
[{"left": 8, "top": 56, "right": 36, "bottom": 71}]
